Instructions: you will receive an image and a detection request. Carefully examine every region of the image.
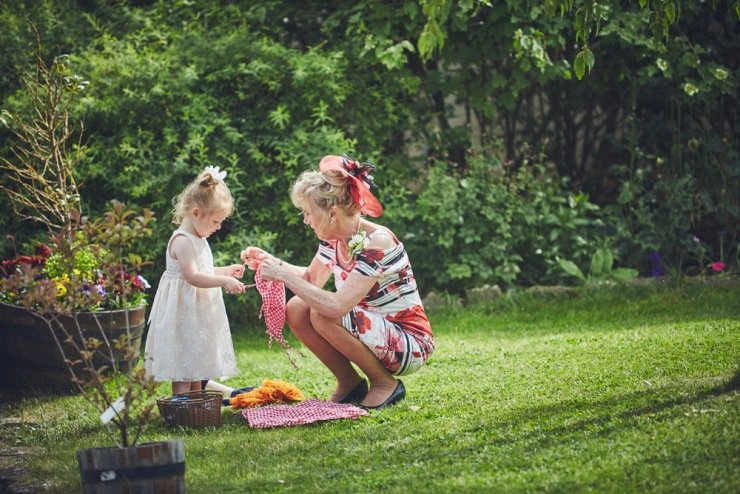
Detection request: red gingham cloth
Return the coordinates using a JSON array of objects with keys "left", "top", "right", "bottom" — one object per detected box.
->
[
  {"left": 253, "top": 266, "right": 304, "bottom": 367},
  {"left": 241, "top": 399, "right": 369, "bottom": 429},
  {"left": 254, "top": 267, "right": 287, "bottom": 346}
]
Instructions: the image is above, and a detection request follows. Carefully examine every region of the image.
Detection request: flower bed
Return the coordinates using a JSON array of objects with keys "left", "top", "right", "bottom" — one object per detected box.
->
[{"left": 1, "top": 232, "right": 149, "bottom": 313}]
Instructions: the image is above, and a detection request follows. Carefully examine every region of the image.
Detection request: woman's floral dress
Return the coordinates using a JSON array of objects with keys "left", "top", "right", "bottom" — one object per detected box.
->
[{"left": 316, "top": 230, "right": 434, "bottom": 375}]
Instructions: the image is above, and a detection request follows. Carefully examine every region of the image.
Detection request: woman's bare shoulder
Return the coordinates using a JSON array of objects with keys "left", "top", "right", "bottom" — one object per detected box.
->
[{"left": 366, "top": 226, "right": 397, "bottom": 249}]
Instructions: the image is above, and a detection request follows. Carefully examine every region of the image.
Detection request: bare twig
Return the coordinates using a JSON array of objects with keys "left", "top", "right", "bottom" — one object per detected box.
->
[{"left": 0, "top": 25, "right": 85, "bottom": 231}]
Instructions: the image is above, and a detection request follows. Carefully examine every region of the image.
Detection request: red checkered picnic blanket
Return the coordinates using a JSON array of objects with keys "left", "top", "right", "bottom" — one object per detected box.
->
[
  {"left": 254, "top": 266, "right": 304, "bottom": 367},
  {"left": 241, "top": 399, "right": 369, "bottom": 429}
]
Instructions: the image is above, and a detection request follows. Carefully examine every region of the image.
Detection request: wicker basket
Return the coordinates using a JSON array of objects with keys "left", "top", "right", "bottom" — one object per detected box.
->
[{"left": 156, "top": 390, "right": 223, "bottom": 427}]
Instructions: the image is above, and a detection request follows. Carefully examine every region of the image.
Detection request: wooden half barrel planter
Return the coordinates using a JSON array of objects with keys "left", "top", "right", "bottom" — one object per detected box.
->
[
  {"left": 0, "top": 302, "right": 145, "bottom": 392},
  {"left": 77, "top": 440, "right": 185, "bottom": 494},
  {"left": 0, "top": 303, "right": 188, "bottom": 491}
]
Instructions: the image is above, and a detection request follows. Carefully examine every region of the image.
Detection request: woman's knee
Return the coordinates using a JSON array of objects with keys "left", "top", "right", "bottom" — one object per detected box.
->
[
  {"left": 286, "top": 297, "right": 310, "bottom": 332},
  {"left": 308, "top": 308, "right": 340, "bottom": 337}
]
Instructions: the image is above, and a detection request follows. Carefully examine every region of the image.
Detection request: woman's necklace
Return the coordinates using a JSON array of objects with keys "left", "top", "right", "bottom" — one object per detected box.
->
[
  {"left": 336, "top": 242, "right": 354, "bottom": 267},
  {"left": 338, "top": 218, "right": 367, "bottom": 267}
]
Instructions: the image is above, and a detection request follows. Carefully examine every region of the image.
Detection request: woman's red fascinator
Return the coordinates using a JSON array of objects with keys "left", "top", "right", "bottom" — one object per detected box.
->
[{"left": 319, "top": 155, "right": 384, "bottom": 217}]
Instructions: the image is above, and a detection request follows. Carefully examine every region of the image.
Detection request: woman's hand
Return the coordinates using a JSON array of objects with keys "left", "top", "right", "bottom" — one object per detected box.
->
[
  {"left": 240, "top": 246, "right": 271, "bottom": 270},
  {"left": 258, "top": 257, "right": 284, "bottom": 281}
]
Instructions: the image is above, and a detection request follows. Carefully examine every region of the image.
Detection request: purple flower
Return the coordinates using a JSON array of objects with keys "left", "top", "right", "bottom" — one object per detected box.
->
[{"left": 648, "top": 251, "right": 665, "bottom": 278}]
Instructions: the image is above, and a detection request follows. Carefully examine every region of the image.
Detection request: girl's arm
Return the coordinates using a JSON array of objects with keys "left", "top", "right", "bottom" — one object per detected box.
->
[
  {"left": 171, "top": 236, "right": 245, "bottom": 293},
  {"left": 215, "top": 264, "right": 245, "bottom": 279}
]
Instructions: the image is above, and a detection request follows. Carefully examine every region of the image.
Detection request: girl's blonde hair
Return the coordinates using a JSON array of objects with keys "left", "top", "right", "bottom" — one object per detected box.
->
[
  {"left": 290, "top": 169, "right": 359, "bottom": 215},
  {"left": 172, "top": 170, "right": 234, "bottom": 224}
]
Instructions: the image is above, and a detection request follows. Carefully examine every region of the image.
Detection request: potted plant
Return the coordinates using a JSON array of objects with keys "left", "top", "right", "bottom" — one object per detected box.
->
[
  {"left": 0, "top": 29, "right": 185, "bottom": 492},
  {"left": 0, "top": 203, "right": 154, "bottom": 394}
]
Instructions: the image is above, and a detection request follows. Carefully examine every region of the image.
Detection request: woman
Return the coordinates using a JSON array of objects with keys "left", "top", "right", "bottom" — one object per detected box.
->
[{"left": 241, "top": 155, "right": 434, "bottom": 410}]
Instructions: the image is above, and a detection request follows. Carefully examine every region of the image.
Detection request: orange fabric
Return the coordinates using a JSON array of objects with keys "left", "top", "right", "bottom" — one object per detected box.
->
[{"left": 229, "top": 379, "right": 305, "bottom": 409}]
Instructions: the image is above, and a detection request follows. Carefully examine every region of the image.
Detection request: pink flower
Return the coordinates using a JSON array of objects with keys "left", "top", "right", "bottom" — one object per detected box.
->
[{"left": 711, "top": 261, "right": 726, "bottom": 273}]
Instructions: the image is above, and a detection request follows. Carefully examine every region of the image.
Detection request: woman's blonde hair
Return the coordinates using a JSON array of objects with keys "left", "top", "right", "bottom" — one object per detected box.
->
[
  {"left": 172, "top": 171, "right": 234, "bottom": 224},
  {"left": 290, "top": 169, "right": 360, "bottom": 215}
]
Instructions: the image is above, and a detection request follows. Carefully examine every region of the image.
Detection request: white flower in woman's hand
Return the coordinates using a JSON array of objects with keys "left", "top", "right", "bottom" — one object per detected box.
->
[{"left": 348, "top": 231, "right": 369, "bottom": 257}]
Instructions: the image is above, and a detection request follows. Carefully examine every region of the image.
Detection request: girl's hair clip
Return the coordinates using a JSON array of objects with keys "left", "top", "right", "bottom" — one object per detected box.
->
[{"left": 203, "top": 165, "right": 227, "bottom": 182}]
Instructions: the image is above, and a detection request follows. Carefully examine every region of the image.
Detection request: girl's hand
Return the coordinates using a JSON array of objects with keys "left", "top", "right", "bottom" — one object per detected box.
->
[
  {"left": 228, "top": 263, "right": 245, "bottom": 279},
  {"left": 241, "top": 246, "right": 270, "bottom": 270},
  {"left": 223, "top": 276, "right": 246, "bottom": 294}
]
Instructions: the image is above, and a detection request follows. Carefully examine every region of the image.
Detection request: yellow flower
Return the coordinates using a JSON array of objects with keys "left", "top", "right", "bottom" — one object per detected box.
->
[
  {"left": 53, "top": 274, "right": 70, "bottom": 298},
  {"left": 55, "top": 281, "right": 67, "bottom": 297}
]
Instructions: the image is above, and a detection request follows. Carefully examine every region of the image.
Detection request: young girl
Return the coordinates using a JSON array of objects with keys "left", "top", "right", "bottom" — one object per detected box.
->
[{"left": 144, "top": 166, "right": 246, "bottom": 395}]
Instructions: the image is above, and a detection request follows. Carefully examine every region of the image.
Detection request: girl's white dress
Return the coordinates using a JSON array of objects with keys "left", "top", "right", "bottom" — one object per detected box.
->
[{"left": 144, "top": 229, "right": 237, "bottom": 381}]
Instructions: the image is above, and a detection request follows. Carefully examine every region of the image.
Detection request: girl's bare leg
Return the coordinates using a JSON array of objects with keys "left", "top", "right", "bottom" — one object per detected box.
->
[
  {"left": 171, "top": 380, "right": 203, "bottom": 395},
  {"left": 286, "top": 297, "right": 363, "bottom": 401},
  {"left": 172, "top": 381, "right": 190, "bottom": 394}
]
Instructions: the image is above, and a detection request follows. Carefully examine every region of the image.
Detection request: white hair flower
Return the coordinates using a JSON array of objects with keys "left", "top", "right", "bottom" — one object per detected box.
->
[{"left": 204, "top": 165, "right": 227, "bottom": 181}]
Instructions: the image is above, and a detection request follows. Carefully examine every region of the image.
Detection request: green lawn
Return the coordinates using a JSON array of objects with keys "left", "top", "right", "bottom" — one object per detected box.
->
[{"left": 1, "top": 280, "right": 738, "bottom": 493}]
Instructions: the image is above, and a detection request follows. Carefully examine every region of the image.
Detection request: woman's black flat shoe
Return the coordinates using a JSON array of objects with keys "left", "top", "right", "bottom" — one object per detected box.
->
[
  {"left": 338, "top": 379, "right": 368, "bottom": 404},
  {"left": 223, "top": 386, "right": 255, "bottom": 406},
  {"left": 363, "top": 380, "right": 405, "bottom": 411},
  {"left": 230, "top": 386, "right": 255, "bottom": 397}
]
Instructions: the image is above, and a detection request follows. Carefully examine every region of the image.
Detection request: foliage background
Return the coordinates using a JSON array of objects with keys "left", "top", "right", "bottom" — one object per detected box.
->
[{"left": 1, "top": 1, "right": 737, "bottom": 317}]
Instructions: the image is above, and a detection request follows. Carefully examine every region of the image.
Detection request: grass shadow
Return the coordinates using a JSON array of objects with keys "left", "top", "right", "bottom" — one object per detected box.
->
[{"left": 460, "top": 368, "right": 740, "bottom": 453}]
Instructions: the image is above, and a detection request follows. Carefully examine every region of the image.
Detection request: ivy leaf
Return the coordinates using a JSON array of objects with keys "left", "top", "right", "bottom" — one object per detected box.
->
[
  {"left": 447, "top": 262, "right": 472, "bottom": 280},
  {"left": 664, "top": 1, "right": 677, "bottom": 24}
]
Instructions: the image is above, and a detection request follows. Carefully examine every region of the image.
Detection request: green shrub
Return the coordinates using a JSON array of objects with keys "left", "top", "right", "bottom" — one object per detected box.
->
[
  {"left": 604, "top": 161, "right": 709, "bottom": 276},
  {"left": 407, "top": 149, "right": 612, "bottom": 293}
]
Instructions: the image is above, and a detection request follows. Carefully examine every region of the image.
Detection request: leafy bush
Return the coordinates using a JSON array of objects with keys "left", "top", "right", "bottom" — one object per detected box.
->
[
  {"left": 406, "top": 149, "right": 613, "bottom": 293},
  {"left": 559, "top": 247, "right": 639, "bottom": 285},
  {"left": 63, "top": 5, "right": 363, "bottom": 287},
  {"left": 604, "top": 161, "right": 710, "bottom": 276},
  {"left": 1, "top": 1, "right": 735, "bottom": 302}
]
